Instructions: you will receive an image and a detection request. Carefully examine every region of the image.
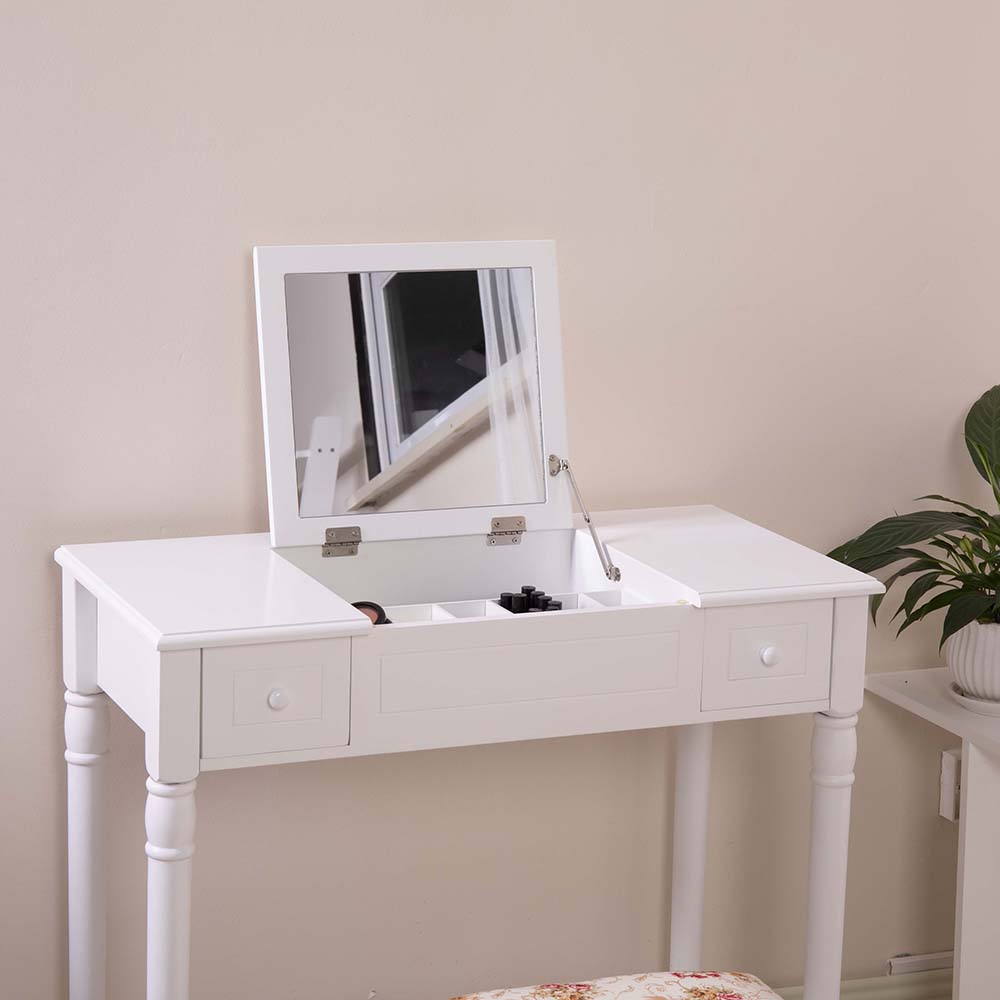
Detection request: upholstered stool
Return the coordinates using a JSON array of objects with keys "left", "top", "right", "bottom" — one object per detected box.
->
[{"left": 451, "top": 970, "right": 783, "bottom": 999}]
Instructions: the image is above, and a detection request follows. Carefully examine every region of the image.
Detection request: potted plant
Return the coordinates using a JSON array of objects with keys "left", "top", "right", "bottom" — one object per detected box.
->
[{"left": 829, "top": 385, "right": 1000, "bottom": 712}]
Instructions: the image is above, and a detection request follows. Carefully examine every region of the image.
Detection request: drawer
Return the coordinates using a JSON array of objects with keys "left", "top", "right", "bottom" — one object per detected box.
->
[
  {"left": 351, "top": 605, "right": 704, "bottom": 753},
  {"left": 202, "top": 639, "right": 351, "bottom": 759},
  {"left": 701, "top": 600, "right": 833, "bottom": 710}
]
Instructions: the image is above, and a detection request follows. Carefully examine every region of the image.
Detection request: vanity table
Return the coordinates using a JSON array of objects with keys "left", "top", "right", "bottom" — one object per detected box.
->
[{"left": 58, "top": 241, "right": 882, "bottom": 1000}]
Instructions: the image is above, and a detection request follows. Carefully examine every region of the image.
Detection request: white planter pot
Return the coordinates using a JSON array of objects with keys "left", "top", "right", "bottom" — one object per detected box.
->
[{"left": 944, "top": 620, "right": 1000, "bottom": 702}]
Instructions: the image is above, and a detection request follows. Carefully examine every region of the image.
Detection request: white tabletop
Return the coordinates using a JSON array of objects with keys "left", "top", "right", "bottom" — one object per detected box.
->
[
  {"left": 56, "top": 505, "right": 880, "bottom": 651},
  {"left": 599, "top": 506, "right": 881, "bottom": 607},
  {"left": 56, "top": 533, "right": 370, "bottom": 651}
]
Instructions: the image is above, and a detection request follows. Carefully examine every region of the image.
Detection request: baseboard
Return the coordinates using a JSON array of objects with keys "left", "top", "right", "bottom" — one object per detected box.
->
[{"left": 776, "top": 968, "right": 951, "bottom": 1000}]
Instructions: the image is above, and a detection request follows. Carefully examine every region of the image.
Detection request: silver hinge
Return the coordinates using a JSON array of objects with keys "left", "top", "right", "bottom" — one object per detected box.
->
[
  {"left": 322, "top": 526, "right": 361, "bottom": 558},
  {"left": 548, "top": 454, "right": 621, "bottom": 582},
  {"left": 487, "top": 515, "right": 526, "bottom": 547}
]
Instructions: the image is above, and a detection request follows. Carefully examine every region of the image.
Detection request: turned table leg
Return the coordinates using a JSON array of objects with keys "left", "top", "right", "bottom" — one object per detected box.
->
[
  {"left": 145, "top": 777, "right": 197, "bottom": 1000},
  {"left": 669, "top": 722, "right": 714, "bottom": 970},
  {"left": 803, "top": 711, "right": 857, "bottom": 1000},
  {"left": 65, "top": 689, "right": 110, "bottom": 1000}
]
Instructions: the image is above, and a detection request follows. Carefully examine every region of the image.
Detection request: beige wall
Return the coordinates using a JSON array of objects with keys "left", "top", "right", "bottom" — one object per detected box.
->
[{"left": 2, "top": 2, "right": 996, "bottom": 997}]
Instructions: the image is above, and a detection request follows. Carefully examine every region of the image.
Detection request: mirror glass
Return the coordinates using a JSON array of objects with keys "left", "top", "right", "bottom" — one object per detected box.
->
[{"left": 284, "top": 268, "right": 546, "bottom": 517}]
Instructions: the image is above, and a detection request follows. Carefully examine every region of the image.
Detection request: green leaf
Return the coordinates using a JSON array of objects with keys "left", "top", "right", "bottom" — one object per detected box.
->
[
  {"left": 915, "top": 502, "right": 1000, "bottom": 548},
  {"left": 849, "top": 549, "right": 911, "bottom": 574},
  {"left": 902, "top": 572, "right": 946, "bottom": 617},
  {"left": 965, "top": 385, "right": 1000, "bottom": 485},
  {"left": 882, "top": 558, "right": 944, "bottom": 587},
  {"left": 917, "top": 495, "right": 995, "bottom": 523},
  {"left": 926, "top": 537, "right": 971, "bottom": 570},
  {"left": 893, "top": 547, "right": 956, "bottom": 565},
  {"left": 871, "top": 559, "right": 947, "bottom": 623},
  {"left": 833, "top": 511, "right": 982, "bottom": 564},
  {"left": 972, "top": 440, "right": 1000, "bottom": 509},
  {"left": 961, "top": 536, "right": 994, "bottom": 562},
  {"left": 870, "top": 591, "right": 886, "bottom": 622},
  {"left": 897, "top": 588, "right": 964, "bottom": 635},
  {"left": 940, "top": 592, "right": 997, "bottom": 649},
  {"left": 951, "top": 577, "right": 999, "bottom": 593},
  {"left": 827, "top": 540, "right": 857, "bottom": 563}
]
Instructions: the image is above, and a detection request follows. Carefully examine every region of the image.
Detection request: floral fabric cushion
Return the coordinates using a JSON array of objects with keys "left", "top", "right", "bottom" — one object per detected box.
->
[{"left": 450, "top": 970, "right": 781, "bottom": 1000}]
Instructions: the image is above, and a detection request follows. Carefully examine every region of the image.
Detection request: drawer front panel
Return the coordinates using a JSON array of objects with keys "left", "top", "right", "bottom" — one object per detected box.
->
[
  {"left": 352, "top": 606, "right": 703, "bottom": 753},
  {"left": 380, "top": 631, "right": 680, "bottom": 714},
  {"left": 202, "top": 639, "right": 351, "bottom": 759},
  {"left": 702, "top": 600, "right": 833, "bottom": 710},
  {"left": 232, "top": 664, "right": 323, "bottom": 725}
]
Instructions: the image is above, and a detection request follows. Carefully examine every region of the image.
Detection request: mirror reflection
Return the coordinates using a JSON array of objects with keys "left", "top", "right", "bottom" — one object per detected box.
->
[{"left": 285, "top": 267, "right": 545, "bottom": 517}]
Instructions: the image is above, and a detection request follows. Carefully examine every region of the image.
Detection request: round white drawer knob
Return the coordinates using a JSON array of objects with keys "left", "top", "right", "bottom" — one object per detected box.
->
[
  {"left": 759, "top": 645, "right": 781, "bottom": 668},
  {"left": 267, "top": 688, "right": 290, "bottom": 711}
]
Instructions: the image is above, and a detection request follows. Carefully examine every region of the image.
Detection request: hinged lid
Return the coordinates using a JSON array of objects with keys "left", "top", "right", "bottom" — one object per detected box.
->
[{"left": 253, "top": 241, "right": 573, "bottom": 548}]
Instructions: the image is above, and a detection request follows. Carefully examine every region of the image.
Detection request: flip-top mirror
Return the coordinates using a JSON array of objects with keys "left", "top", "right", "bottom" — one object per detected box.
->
[{"left": 254, "top": 241, "right": 571, "bottom": 547}]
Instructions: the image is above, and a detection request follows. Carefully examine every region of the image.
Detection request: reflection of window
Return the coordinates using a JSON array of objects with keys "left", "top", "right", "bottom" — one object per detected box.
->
[
  {"left": 356, "top": 269, "right": 522, "bottom": 477},
  {"left": 384, "top": 271, "right": 486, "bottom": 439}
]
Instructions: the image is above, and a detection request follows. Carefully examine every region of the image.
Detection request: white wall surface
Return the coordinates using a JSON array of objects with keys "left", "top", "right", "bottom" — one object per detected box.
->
[{"left": 3, "top": 2, "right": 995, "bottom": 997}]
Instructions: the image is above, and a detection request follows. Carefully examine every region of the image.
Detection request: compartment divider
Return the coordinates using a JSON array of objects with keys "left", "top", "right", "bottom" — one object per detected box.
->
[
  {"left": 384, "top": 603, "right": 457, "bottom": 624},
  {"left": 384, "top": 590, "right": 649, "bottom": 624},
  {"left": 484, "top": 601, "right": 514, "bottom": 617}
]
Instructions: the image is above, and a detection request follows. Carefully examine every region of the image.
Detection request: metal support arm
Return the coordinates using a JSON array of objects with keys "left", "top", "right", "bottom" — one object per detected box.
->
[{"left": 548, "top": 454, "right": 621, "bottom": 582}]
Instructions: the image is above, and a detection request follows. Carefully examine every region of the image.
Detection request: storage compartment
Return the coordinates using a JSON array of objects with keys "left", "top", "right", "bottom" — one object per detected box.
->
[
  {"left": 701, "top": 600, "right": 833, "bottom": 710},
  {"left": 379, "top": 588, "right": 651, "bottom": 625},
  {"left": 202, "top": 639, "right": 351, "bottom": 758},
  {"left": 274, "top": 526, "right": 705, "bottom": 751},
  {"left": 279, "top": 527, "right": 688, "bottom": 621}
]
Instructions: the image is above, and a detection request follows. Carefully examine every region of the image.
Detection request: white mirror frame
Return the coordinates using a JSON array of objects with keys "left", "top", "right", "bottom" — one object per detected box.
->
[{"left": 253, "top": 240, "right": 572, "bottom": 548}]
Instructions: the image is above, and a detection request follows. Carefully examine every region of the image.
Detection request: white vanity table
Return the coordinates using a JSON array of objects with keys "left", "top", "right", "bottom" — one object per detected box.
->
[{"left": 57, "top": 241, "right": 882, "bottom": 1000}]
